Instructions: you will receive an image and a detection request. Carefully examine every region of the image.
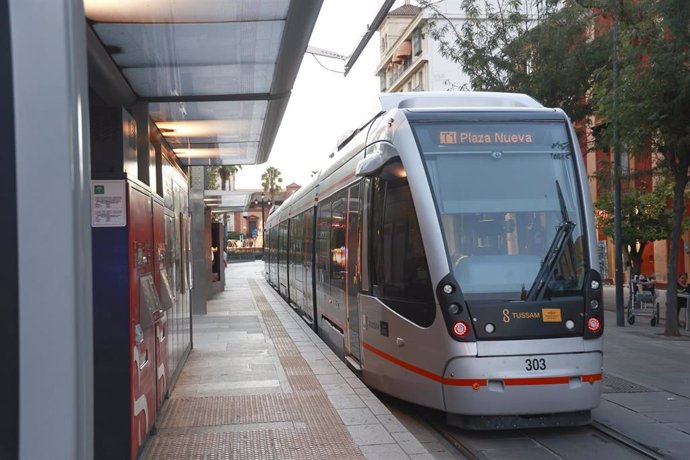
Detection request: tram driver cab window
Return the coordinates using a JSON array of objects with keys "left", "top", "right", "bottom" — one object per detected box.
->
[{"left": 371, "top": 161, "right": 435, "bottom": 327}]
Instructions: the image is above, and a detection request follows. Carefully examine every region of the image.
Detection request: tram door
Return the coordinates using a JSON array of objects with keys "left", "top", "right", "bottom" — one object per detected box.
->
[{"left": 346, "top": 184, "right": 362, "bottom": 362}]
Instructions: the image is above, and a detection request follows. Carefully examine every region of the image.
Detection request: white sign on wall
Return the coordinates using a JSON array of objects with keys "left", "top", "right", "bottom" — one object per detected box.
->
[{"left": 91, "top": 180, "right": 126, "bottom": 227}]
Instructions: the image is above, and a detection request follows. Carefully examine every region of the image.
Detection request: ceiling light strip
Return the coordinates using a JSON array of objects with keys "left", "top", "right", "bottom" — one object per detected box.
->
[{"left": 143, "top": 91, "right": 290, "bottom": 103}]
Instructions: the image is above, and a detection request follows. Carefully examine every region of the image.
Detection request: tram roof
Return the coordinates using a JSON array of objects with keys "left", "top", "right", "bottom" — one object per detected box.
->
[
  {"left": 85, "top": 0, "right": 323, "bottom": 168},
  {"left": 379, "top": 91, "right": 544, "bottom": 111}
]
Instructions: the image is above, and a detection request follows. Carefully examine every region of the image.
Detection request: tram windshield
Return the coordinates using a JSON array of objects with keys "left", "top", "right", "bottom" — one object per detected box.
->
[{"left": 412, "top": 120, "right": 588, "bottom": 301}]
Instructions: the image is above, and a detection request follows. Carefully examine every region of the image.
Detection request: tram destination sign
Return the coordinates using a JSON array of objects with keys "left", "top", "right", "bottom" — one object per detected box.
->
[
  {"left": 439, "top": 130, "right": 535, "bottom": 145},
  {"left": 412, "top": 121, "right": 572, "bottom": 154}
]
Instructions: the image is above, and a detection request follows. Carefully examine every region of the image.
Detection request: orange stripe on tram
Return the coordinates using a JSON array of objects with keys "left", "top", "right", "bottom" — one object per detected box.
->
[
  {"left": 581, "top": 373, "right": 603, "bottom": 384},
  {"left": 363, "top": 342, "right": 443, "bottom": 383},
  {"left": 363, "top": 342, "right": 603, "bottom": 388},
  {"left": 504, "top": 376, "right": 570, "bottom": 386},
  {"left": 443, "top": 378, "right": 488, "bottom": 388}
]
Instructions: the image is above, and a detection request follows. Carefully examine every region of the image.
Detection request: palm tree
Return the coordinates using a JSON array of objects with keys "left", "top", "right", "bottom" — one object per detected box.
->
[
  {"left": 218, "top": 165, "right": 242, "bottom": 191},
  {"left": 261, "top": 166, "right": 283, "bottom": 201}
]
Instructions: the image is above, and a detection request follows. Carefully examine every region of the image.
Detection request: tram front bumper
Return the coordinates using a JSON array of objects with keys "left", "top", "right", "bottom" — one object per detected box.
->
[{"left": 443, "top": 351, "right": 603, "bottom": 416}]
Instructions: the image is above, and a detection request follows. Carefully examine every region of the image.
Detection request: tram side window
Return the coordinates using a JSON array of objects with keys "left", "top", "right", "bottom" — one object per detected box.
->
[
  {"left": 330, "top": 191, "right": 347, "bottom": 292},
  {"left": 291, "top": 215, "right": 304, "bottom": 275},
  {"left": 270, "top": 226, "right": 278, "bottom": 266},
  {"left": 304, "top": 208, "right": 315, "bottom": 273},
  {"left": 371, "top": 163, "right": 435, "bottom": 327},
  {"left": 317, "top": 199, "right": 331, "bottom": 293},
  {"left": 279, "top": 221, "right": 288, "bottom": 268}
]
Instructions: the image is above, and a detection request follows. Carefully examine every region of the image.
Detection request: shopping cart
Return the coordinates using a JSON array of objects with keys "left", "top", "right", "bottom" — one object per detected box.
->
[{"left": 627, "top": 275, "right": 660, "bottom": 326}]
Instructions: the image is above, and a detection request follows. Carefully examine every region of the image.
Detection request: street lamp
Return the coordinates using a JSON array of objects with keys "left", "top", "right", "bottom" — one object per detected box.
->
[{"left": 253, "top": 193, "right": 271, "bottom": 253}]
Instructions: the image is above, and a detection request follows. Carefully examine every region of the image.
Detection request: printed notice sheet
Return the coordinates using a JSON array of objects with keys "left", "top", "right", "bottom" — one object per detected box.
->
[{"left": 91, "top": 180, "right": 126, "bottom": 227}]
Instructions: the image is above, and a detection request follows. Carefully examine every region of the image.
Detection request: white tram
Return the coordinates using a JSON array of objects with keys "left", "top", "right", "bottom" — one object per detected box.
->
[{"left": 265, "top": 92, "right": 603, "bottom": 429}]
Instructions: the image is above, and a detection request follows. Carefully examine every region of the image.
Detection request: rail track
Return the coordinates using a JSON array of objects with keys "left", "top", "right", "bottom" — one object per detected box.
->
[
  {"left": 423, "top": 409, "right": 660, "bottom": 460},
  {"left": 380, "top": 392, "right": 661, "bottom": 460}
]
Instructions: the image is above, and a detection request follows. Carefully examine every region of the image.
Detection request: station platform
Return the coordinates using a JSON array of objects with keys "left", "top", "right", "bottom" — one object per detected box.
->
[{"left": 141, "top": 261, "right": 433, "bottom": 460}]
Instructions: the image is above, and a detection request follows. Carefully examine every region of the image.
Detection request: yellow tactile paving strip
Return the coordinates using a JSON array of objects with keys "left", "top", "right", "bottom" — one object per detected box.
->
[{"left": 141, "top": 280, "right": 364, "bottom": 459}]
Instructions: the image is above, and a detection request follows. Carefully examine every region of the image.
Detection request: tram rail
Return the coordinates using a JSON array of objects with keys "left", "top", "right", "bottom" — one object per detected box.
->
[{"left": 406, "top": 402, "right": 661, "bottom": 460}]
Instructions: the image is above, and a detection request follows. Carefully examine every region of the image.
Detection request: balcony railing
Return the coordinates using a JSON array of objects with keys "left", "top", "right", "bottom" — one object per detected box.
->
[{"left": 388, "top": 59, "right": 412, "bottom": 88}]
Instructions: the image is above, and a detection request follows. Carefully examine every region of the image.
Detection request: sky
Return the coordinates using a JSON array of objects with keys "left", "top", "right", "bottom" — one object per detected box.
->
[{"left": 234, "top": 0, "right": 407, "bottom": 190}]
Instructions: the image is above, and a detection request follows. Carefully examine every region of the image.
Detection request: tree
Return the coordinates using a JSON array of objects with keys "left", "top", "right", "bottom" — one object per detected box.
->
[
  {"left": 594, "top": 175, "right": 679, "bottom": 278},
  {"left": 206, "top": 166, "right": 220, "bottom": 190},
  {"left": 217, "top": 166, "right": 230, "bottom": 191},
  {"left": 218, "top": 165, "right": 242, "bottom": 191},
  {"left": 591, "top": 0, "right": 690, "bottom": 335},
  {"left": 420, "top": 0, "right": 609, "bottom": 122},
  {"left": 261, "top": 166, "right": 283, "bottom": 201}
]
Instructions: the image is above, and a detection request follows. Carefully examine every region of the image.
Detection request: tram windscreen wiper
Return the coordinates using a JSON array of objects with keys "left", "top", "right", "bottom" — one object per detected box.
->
[{"left": 524, "top": 181, "right": 575, "bottom": 301}]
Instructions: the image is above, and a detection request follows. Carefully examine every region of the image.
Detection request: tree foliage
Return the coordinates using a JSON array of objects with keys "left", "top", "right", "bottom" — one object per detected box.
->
[
  {"left": 206, "top": 166, "right": 220, "bottom": 190},
  {"left": 261, "top": 166, "right": 283, "bottom": 200},
  {"left": 208, "top": 165, "right": 242, "bottom": 191},
  {"left": 591, "top": 0, "right": 690, "bottom": 335},
  {"left": 594, "top": 175, "right": 680, "bottom": 276},
  {"left": 420, "top": 0, "right": 609, "bottom": 121},
  {"left": 218, "top": 165, "right": 242, "bottom": 191}
]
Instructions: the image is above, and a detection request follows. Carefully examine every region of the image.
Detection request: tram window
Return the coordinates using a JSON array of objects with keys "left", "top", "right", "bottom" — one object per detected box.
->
[
  {"left": 291, "top": 215, "right": 303, "bottom": 274},
  {"left": 371, "top": 163, "right": 435, "bottom": 327},
  {"left": 414, "top": 121, "right": 587, "bottom": 298},
  {"left": 279, "top": 222, "right": 287, "bottom": 261},
  {"left": 360, "top": 178, "right": 371, "bottom": 293},
  {"left": 303, "top": 208, "right": 315, "bottom": 304},
  {"left": 330, "top": 191, "right": 347, "bottom": 292},
  {"left": 317, "top": 199, "right": 331, "bottom": 293},
  {"left": 270, "top": 226, "right": 278, "bottom": 269}
]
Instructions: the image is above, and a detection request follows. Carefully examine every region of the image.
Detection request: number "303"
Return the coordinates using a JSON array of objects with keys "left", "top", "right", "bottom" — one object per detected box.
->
[{"left": 525, "top": 358, "right": 546, "bottom": 371}]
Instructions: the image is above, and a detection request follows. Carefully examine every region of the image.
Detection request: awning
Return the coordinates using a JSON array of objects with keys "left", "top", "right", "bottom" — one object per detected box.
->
[
  {"left": 84, "top": 0, "right": 323, "bottom": 167},
  {"left": 203, "top": 190, "right": 253, "bottom": 211},
  {"left": 395, "top": 40, "right": 412, "bottom": 61}
]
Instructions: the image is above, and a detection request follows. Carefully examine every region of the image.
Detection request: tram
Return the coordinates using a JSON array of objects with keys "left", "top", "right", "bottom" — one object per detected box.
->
[{"left": 265, "top": 92, "right": 603, "bottom": 429}]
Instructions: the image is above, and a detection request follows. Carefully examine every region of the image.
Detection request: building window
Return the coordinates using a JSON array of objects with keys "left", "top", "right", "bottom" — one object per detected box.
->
[
  {"left": 414, "top": 70, "right": 424, "bottom": 91},
  {"left": 412, "top": 28, "right": 422, "bottom": 56}
]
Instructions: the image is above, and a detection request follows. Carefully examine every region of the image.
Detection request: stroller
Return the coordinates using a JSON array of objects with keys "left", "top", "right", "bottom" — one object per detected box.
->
[{"left": 627, "top": 274, "right": 660, "bottom": 326}]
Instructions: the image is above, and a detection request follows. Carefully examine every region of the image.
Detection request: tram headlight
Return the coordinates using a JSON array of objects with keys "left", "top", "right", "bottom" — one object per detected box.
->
[
  {"left": 584, "top": 270, "right": 604, "bottom": 339},
  {"left": 565, "top": 319, "right": 576, "bottom": 330},
  {"left": 442, "top": 283, "right": 454, "bottom": 295},
  {"left": 452, "top": 321, "right": 470, "bottom": 337},
  {"left": 587, "top": 317, "right": 601, "bottom": 332},
  {"left": 484, "top": 323, "right": 496, "bottom": 334},
  {"left": 447, "top": 303, "right": 461, "bottom": 315}
]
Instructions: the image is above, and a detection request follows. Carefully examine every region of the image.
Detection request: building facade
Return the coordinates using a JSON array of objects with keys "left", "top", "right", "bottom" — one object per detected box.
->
[
  {"left": 227, "top": 182, "right": 301, "bottom": 248},
  {"left": 376, "top": 1, "right": 470, "bottom": 93},
  {"left": 583, "top": 15, "right": 690, "bottom": 288}
]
